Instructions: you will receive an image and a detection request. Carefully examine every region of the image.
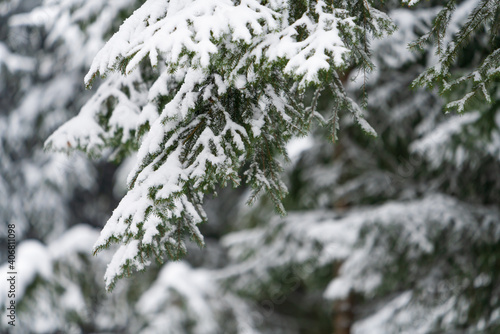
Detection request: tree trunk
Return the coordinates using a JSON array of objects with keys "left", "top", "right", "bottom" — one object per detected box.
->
[
  {"left": 332, "top": 262, "right": 353, "bottom": 334},
  {"left": 332, "top": 293, "right": 354, "bottom": 334}
]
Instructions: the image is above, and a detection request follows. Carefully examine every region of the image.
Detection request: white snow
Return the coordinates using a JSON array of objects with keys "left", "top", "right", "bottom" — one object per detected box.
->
[{"left": 286, "top": 135, "right": 314, "bottom": 161}]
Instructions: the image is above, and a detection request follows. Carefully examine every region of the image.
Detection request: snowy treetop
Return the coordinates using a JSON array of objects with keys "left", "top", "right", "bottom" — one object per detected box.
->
[{"left": 85, "top": 0, "right": 361, "bottom": 88}]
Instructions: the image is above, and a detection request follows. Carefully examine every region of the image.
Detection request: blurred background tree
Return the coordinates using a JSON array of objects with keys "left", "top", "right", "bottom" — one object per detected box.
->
[{"left": 1, "top": 0, "right": 499, "bottom": 333}]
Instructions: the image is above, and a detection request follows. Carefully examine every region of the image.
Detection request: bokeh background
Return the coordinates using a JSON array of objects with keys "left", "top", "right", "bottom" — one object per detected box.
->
[{"left": 1, "top": 0, "right": 499, "bottom": 333}]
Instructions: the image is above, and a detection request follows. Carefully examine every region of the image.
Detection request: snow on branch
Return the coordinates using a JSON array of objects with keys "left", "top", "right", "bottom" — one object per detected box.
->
[{"left": 47, "top": 0, "right": 396, "bottom": 288}]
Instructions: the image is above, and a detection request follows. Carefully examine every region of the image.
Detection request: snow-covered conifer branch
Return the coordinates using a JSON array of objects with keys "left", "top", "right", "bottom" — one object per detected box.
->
[
  {"left": 47, "top": 0, "right": 396, "bottom": 289},
  {"left": 409, "top": 0, "right": 499, "bottom": 113}
]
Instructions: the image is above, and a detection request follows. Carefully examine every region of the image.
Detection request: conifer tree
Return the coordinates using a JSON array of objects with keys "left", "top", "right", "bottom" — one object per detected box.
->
[
  {"left": 0, "top": 1, "right": 145, "bottom": 332},
  {"left": 46, "top": 0, "right": 397, "bottom": 289},
  {"left": 0, "top": 1, "right": 280, "bottom": 332},
  {"left": 408, "top": 0, "right": 500, "bottom": 113},
  {"left": 2, "top": 0, "right": 498, "bottom": 332},
  {"left": 222, "top": 0, "right": 500, "bottom": 332}
]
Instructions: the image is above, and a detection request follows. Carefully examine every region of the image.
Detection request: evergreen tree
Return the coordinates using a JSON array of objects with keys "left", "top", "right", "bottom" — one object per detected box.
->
[
  {"left": 0, "top": 1, "right": 146, "bottom": 332},
  {"left": 46, "top": 0, "right": 396, "bottom": 290},
  {"left": 223, "top": 0, "right": 500, "bottom": 332},
  {"left": 0, "top": 1, "right": 276, "bottom": 332},
  {"left": 0, "top": 0, "right": 95, "bottom": 246},
  {"left": 1, "top": 0, "right": 498, "bottom": 333}
]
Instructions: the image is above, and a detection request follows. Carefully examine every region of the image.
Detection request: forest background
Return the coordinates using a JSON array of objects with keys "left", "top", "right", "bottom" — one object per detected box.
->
[{"left": 1, "top": 0, "right": 499, "bottom": 333}]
